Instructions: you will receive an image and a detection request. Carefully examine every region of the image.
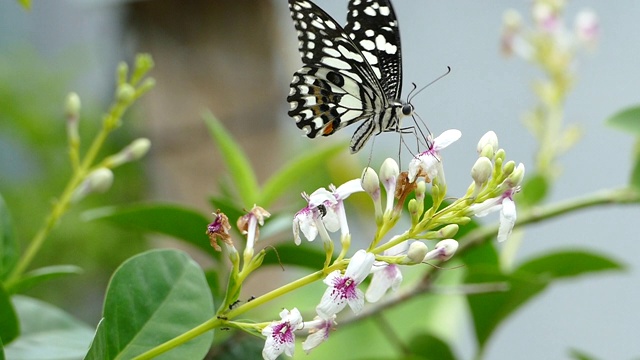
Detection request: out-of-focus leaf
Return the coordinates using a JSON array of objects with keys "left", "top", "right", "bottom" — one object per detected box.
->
[
  {"left": 606, "top": 106, "right": 640, "bottom": 135},
  {"left": 259, "top": 143, "right": 345, "bottom": 207},
  {"left": 18, "top": 0, "right": 32, "bottom": 10},
  {"left": 0, "top": 337, "right": 4, "bottom": 360},
  {"left": 517, "top": 250, "right": 624, "bottom": 280},
  {"left": 5, "top": 295, "right": 93, "bottom": 359},
  {"left": 262, "top": 243, "right": 325, "bottom": 270},
  {"left": 631, "top": 142, "right": 640, "bottom": 190},
  {"left": 459, "top": 240, "right": 499, "bottom": 270},
  {"left": 84, "top": 249, "right": 213, "bottom": 360},
  {"left": 204, "top": 112, "right": 259, "bottom": 207},
  {"left": 0, "top": 194, "right": 18, "bottom": 281},
  {"left": 408, "top": 332, "right": 457, "bottom": 360},
  {"left": 520, "top": 173, "right": 549, "bottom": 206},
  {"left": 9, "top": 265, "right": 83, "bottom": 294},
  {"left": 83, "top": 204, "right": 216, "bottom": 256},
  {"left": 0, "top": 285, "right": 18, "bottom": 344},
  {"left": 466, "top": 268, "right": 546, "bottom": 349},
  {"left": 568, "top": 348, "right": 601, "bottom": 360},
  {"left": 467, "top": 249, "right": 623, "bottom": 350}
]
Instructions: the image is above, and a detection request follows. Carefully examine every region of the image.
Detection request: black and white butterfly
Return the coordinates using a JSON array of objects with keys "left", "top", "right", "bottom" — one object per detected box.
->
[{"left": 287, "top": 0, "right": 415, "bottom": 154}]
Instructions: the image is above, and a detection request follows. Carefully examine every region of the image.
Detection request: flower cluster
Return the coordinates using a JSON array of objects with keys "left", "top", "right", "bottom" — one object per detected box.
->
[{"left": 257, "top": 130, "right": 524, "bottom": 359}]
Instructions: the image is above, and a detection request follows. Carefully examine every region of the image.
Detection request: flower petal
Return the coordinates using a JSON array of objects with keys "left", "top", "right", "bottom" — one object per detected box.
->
[{"left": 498, "top": 197, "right": 517, "bottom": 242}]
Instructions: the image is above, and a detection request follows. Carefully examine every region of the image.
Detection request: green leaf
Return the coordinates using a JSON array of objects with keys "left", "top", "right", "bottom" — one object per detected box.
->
[
  {"left": 467, "top": 249, "right": 623, "bottom": 350},
  {"left": 0, "top": 285, "right": 19, "bottom": 344},
  {"left": 262, "top": 243, "right": 325, "bottom": 270},
  {"left": 5, "top": 295, "right": 94, "bottom": 359},
  {"left": 466, "top": 268, "right": 547, "bottom": 350},
  {"left": 84, "top": 249, "right": 214, "bottom": 360},
  {"left": 9, "top": 265, "right": 83, "bottom": 294},
  {"left": 520, "top": 173, "right": 549, "bottom": 206},
  {"left": 606, "top": 105, "right": 640, "bottom": 135},
  {"left": 18, "top": 0, "right": 31, "bottom": 10},
  {"left": 83, "top": 204, "right": 216, "bottom": 256},
  {"left": 568, "top": 348, "right": 601, "bottom": 360},
  {"left": 517, "top": 250, "right": 624, "bottom": 280},
  {"left": 408, "top": 332, "right": 457, "bottom": 360},
  {"left": 0, "top": 194, "right": 18, "bottom": 281},
  {"left": 0, "top": 337, "right": 4, "bottom": 360},
  {"left": 204, "top": 112, "right": 260, "bottom": 207},
  {"left": 258, "top": 143, "right": 345, "bottom": 206},
  {"left": 630, "top": 141, "right": 640, "bottom": 190}
]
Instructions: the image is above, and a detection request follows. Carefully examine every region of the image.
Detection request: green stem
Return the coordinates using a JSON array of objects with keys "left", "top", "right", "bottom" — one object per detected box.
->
[
  {"left": 134, "top": 260, "right": 347, "bottom": 360},
  {"left": 5, "top": 95, "right": 132, "bottom": 287},
  {"left": 461, "top": 186, "right": 640, "bottom": 251}
]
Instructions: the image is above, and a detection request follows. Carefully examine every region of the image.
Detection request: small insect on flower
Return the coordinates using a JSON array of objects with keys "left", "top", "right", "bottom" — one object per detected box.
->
[{"left": 287, "top": 0, "right": 417, "bottom": 153}]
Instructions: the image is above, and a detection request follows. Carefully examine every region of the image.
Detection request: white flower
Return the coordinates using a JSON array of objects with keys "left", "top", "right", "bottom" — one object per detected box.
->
[
  {"left": 301, "top": 315, "right": 337, "bottom": 354},
  {"left": 408, "top": 129, "right": 462, "bottom": 183},
  {"left": 262, "top": 308, "right": 303, "bottom": 360},
  {"left": 365, "top": 242, "right": 406, "bottom": 303},
  {"left": 469, "top": 189, "right": 518, "bottom": 242},
  {"left": 293, "top": 180, "right": 364, "bottom": 245},
  {"left": 316, "top": 250, "right": 375, "bottom": 318},
  {"left": 575, "top": 8, "right": 598, "bottom": 46}
]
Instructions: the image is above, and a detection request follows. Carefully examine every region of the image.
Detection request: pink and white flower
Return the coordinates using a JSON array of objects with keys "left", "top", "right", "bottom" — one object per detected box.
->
[
  {"left": 301, "top": 315, "right": 337, "bottom": 354},
  {"left": 316, "top": 250, "right": 375, "bottom": 319},
  {"left": 408, "top": 129, "right": 462, "bottom": 184},
  {"left": 262, "top": 308, "right": 303, "bottom": 360}
]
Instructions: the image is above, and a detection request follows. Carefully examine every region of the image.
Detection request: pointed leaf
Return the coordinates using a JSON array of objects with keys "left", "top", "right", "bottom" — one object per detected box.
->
[
  {"left": 606, "top": 105, "right": 640, "bottom": 135},
  {"left": 83, "top": 204, "right": 216, "bottom": 257},
  {"left": 9, "top": 265, "right": 83, "bottom": 294},
  {"left": 0, "top": 337, "right": 4, "bottom": 360},
  {"left": 258, "top": 143, "right": 345, "bottom": 206},
  {"left": 520, "top": 173, "right": 549, "bottom": 206},
  {"left": 0, "top": 194, "right": 18, "bottom": 281},
  {"left": 568, "top": 348, "right": 601, "bottom": 360},
  {"left": 204, "top": 112, "right": 259, "bottom": 207},
  {"left": 0, "top": 285, "right": 18, "bottom": 344},
  {"left": 517, "top": 250, "right": 624, "bottom": 279},
  {"left": 5, "top": 295, "right": 93, "bottom": 359},
  {"left": 84, "top": 249, "right": 214, "bottom": 359}
]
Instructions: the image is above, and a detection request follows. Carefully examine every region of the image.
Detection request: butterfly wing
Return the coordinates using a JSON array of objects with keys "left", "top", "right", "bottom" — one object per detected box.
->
[
  {"left": 287, "top": 0, "right": 387, "bottom": 144},
  {"left": 344, "top": 0, "right": 403, "bottom": 100}
]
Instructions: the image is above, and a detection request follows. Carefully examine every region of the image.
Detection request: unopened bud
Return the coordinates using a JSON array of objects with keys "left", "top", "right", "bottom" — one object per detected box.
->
[
  {"left": 502, "top": 160, "right": 516, "bottom": 177},
  {"left": 471, "top": 157, "right": 493, "bottom": 185},
  {"left": 117, "top": 84, "right": 135, "bottom": 103},
  {"left": 106, "top": 138, "right": 151, "bottom": 168},
  {"left": 508, "top": 163, "right": 526, "bottom": 187},
  {"left": 65, "top": 92, "right": 81, "bottom": 119},
  {"left": 362, "top": 167, "right": 382, "bottom": 219},
  {"left": 71, "top": 168, "right": 113, "bottom": 203},
  {"left": 406, "top": 241, "right": 428, "bottom": 264},
  {"left": 575, "top": 9, "right": 598, "bottom": 47},
  {"left": 477, "top": 131, "right": 499, "bottom": 155}
]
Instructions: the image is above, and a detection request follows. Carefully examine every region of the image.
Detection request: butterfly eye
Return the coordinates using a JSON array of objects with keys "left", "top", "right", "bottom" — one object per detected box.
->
[{"left": 402, "top": 103, "right": 413, "bottom": 116}]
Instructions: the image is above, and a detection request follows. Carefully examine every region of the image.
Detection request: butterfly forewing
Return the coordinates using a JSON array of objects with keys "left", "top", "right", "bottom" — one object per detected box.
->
[{"left": 344, "top": 0, "right": 402, "bottom": 100}]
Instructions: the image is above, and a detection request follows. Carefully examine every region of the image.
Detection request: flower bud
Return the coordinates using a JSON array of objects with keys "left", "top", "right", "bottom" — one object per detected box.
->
[
  {"left": 437, "top": 224, "right": 459, "bottom": 239},
  {"left": 477, "top": 131, "right": 498, "bottom": 155},
  {"left": 424, "top": 239, "right": 459, "bottom": 262},
  {"left": 105, "top": 138, "right": 151, "bottom": 168},
  {"left": 117, "top": 84, "right": 135, "bottom": 103},
  {"left": 406, "top": 241, "right": 428, "bottom": 264},
  {"left": 65, "top": 92, "right": 81, "bottom": 120},
  {"left": 362, "top": 167, "right": 382, "bottom": 218},
  {"left": 380, "top": 158, "right": 399, "bottom": 212},
  {"left": 502, "top": 160, "right": 516, "bottom": 177},
  {"left": 471, "top": 157, "right": 493, "bottom": 186},
  {"left": 503, "top": 9, "right": 522, "bottom": 31},
  {"left": 508, "top": 163, "right": 526, "bottom": 187},
  {"left": 71, "top": 168, "right": 114, "bottom": 203}
]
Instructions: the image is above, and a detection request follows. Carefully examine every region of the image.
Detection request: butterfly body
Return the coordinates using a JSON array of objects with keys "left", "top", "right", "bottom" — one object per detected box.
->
[{"left": 287, "top": 0, "right": 412, "bottom": 153}]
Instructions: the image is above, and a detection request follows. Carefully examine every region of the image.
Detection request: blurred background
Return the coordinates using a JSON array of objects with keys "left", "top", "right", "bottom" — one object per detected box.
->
[{"left": 0, "top": 0, "right": 639, "bottom": 359}]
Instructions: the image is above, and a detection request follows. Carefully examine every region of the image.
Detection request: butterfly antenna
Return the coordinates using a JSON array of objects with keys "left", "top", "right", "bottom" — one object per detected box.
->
[{"left": 408, "top": 66, "right": 452, "bottom": 104}]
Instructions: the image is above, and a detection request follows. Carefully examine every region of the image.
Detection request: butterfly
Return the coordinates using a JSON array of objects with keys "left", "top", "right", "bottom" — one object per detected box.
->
[{"left": 287, "top": 0, "right": 414, "bottom": 154}]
